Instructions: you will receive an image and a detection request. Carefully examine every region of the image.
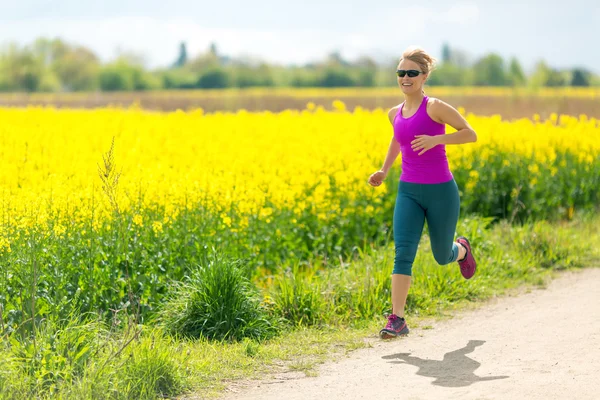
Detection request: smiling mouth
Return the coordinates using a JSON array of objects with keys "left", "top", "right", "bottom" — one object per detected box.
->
[{"left": 402, "top": 83, "right": 413, "bottom": 86}]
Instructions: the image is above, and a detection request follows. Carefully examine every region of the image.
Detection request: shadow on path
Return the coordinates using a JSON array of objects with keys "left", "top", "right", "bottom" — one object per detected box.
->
[{"left": 382, "top": 340, "right": 509, "bottom": 387}]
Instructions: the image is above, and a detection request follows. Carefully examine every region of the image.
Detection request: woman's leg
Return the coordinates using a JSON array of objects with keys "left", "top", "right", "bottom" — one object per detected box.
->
[
  {"left": 380, "top": 182, "right": 425, "bottom": 338},
  {"left": 391, "top": 274, "right": 412, "bottom": 318},
  {"left": 424, "top": 179, "right": 462, "bottom": 265},
  {"left": 391, "top": 183, "right": 425, "bottom": 317}
]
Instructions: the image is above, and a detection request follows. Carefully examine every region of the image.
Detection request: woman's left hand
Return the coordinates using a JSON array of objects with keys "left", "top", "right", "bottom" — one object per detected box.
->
[{"left": 411, "top": 135, "right": 441, "bottom": 156}]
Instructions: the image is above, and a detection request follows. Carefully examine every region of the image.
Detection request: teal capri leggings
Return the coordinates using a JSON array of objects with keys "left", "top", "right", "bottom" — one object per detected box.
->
[{"left": 393, "top": 179, "right": 461, "bottom": 276}]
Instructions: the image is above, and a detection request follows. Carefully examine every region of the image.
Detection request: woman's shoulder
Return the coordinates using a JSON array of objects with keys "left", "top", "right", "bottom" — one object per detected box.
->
[
  {"left": 425, "top": 96, "right": 443, "bottom": 109},
  {"left": 425, "top": 97, "right": 449, "bottom": 124},
  {"left": 387, "top": 103, "right": 403, "bottom": 124}
]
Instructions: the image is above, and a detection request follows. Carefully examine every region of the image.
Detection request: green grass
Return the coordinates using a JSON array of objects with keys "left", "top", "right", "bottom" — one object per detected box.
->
[
  {"left": 157, "top": 252, "right": 278, "bottom": 342},
  {"left": 1, "top": 321, "right": 192, "bottom": 399},
  {"left": 2, "top": 212, "right": 598, "bottom": 399},
  {"left": 187, "top": 212, "right": 600, "bottom": 398}
]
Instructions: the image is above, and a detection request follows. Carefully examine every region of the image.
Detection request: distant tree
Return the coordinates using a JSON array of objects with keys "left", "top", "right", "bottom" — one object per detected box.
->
[
  {"left": 234, "top": 63, "right": 275, "bottom": 88},
  {"left": 32, "top": 38, "right": 69, "bottom": 65},
  {"left": 0, "top": 44, "right": 44, "bottom": 92},
  {"left": 289, "top": 68, "right": 320, "bottom": 87},
  {"left": 441, "top": 43, "right": 452, "bottom": 64},
  {"left": 546, "top": 69, "right": 567, "bottom": 87},
  {"left": 172, "top": 42, "right": 188, "bottom": 68},
  {"left": 99, "top": 62, "right": 134, "bottom": 91},
  {"left": 529, "top": 60, "right": 550, "bottom": 88},
  {"left": 53, "top": 46, "right": 100, "bottom": 90},
  {"left": 427, "top": 63, "right": 472, "bottom": 86},
  {"left": 320, "top": 68, "right": 355, "bottom": 87},
  {"left": 97, "top": 58, "right": 160, "bottom": 91},
  {"left": 325, "top": 51, "right": 349, "bottom": 67},
  {"left": 186, "top": 44, "right": 221, "bottom": 73},
  {"left": 197, "top": 68, "right": 230, "bottom": 89},
  {"left": 355, "top": 56, "right": 377, "bottom": 87},
  {"left": 209, "top": 42, "right": 218, "bottom": 57},
  {"left": 473, "top": 53, "right": 508, "bottom": 86},
  {"left": 161, "top": 68, "right": 198, "bottom": 89},
  {"left": 508, "top": 57, "right": 526, "bottom": 86},
  {"left": 571, "top": 68, "right": 590, "bottom": 86},
  {"left": 355, "top": 70, "right": 374, "bottom": 86},
  {"left": 38, "top": 69, "right": 61, "bottom": 92},
  {"left": 529, "top": 60, "right": 566, "bottom": 87}
]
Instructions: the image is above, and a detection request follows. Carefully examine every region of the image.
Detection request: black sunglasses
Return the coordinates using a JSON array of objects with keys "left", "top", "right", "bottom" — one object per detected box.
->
[{"left": 396, "top": 69, "right": 423, "bottom": 78}]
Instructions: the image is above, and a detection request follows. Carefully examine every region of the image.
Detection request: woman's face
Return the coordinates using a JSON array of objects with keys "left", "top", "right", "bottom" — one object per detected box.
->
[{"left": 397, "top": 59, "right": 427, "bottom": 95}]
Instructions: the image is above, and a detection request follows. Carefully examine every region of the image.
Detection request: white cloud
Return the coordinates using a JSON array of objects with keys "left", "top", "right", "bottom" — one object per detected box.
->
[
  {"left": 0, "top": 16, "right": 343, "bottom": 67},
  {"left": 435, "top": 3, "right": 480, "bottom": 24},
  {"left": 353, "top": 3, "right": 480, "bottom": 49}
]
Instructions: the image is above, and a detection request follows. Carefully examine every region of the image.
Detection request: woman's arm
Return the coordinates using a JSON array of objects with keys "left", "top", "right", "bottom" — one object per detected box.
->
[
  {"left": 411, "top": 99, "right": 477, "bottom": 155},
  {"left": 430, "top": 99, "right": 477, "bottom": 144},
  {"left": 381, "top": 107, "right": 401, "bottom": 176},
  {"left": 380, "top": 135, "right": 401, "bottom": 176}
]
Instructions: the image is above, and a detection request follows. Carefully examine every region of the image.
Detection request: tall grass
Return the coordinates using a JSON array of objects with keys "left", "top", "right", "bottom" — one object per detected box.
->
[
  {"left": 0, "top": 315, "right": 190, "bottom": 399},
  {"left": 266, "top": 213, "right": 598, "bottom": 328},
  {"left": 158, "top": 252, "right": 278, "bottom": 342},
  {"left": 0, "top": 212, "right": 598, "bottom": 399}
]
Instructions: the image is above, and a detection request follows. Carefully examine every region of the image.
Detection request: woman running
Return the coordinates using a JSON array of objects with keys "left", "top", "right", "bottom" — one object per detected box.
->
[{"left": 368, "top": 46, "right": 478, "bottom": 339}]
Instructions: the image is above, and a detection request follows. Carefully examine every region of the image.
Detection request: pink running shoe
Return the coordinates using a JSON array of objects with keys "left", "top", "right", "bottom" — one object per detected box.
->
[
  {"left": 379, "top": 314, "right": 409, "bottom": 339},
  {"left": 457, "top": 236, "right": 476, "bottom": 279}
]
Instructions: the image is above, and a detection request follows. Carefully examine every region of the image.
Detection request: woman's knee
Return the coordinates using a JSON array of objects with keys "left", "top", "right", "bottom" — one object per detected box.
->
[
  {"left": 393, "top": 261, "right": 412, "bottom": 276},
  {"left": 432, "top": 247, "right": 455, "bottom": 266},
  {"left": 393, "top": 245, "right": 417, "bottom": 276}
]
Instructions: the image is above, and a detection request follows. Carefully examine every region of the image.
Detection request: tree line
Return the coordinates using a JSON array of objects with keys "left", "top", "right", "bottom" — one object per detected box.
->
[{"left": 0, "top": 39, "right": 597, "bottom": 93}]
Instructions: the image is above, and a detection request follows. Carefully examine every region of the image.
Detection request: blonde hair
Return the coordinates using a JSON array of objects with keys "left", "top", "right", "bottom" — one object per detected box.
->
[{"left": 400, "top": 46, "right": 437, "bottom": 75}]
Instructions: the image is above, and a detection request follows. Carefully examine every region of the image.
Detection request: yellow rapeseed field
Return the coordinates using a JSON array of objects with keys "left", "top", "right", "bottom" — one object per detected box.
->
[{"left": 0, "top": 102, "right": 598, "bottom": 255}]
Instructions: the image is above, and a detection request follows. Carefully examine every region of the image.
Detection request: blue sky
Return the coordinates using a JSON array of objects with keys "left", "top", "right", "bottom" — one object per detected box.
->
[{"left": 1, "top": 0, "right": 599, "bottom": 72}]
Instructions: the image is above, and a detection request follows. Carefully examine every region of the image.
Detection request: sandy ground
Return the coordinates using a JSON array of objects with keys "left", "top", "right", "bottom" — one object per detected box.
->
[{"left": 220, "top": 267, "right": 600, "bottom": 400}]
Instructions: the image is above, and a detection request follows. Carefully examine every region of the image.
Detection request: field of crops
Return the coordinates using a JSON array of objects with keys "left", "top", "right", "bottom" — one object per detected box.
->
[
  {"left": 1, "top": 100, "right": 598, "bottom": 321},
  {"left": 0, "top": 94, "right": 599, "bottom": 398}
]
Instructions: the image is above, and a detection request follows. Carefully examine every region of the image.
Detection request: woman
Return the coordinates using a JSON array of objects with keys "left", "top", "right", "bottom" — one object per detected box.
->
[{"left": 368, "top": 46, "right": 478, "bottom": 339}]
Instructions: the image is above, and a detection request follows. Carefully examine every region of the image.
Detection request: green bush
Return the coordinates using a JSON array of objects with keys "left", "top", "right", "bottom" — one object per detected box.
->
[
  {"left": 120, "top": 333, "right": 188, "bottom": 399},
  {"left": 158, "top": 253, "right": 278, "bottom": 341},
  {"left": 197, "top": 68, "right": 230, "bottom": 89}
]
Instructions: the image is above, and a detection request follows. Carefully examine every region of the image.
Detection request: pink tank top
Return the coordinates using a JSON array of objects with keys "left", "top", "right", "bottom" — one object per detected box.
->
[{"left": 393, "top": 96, "right": 453, "bottom": 184}]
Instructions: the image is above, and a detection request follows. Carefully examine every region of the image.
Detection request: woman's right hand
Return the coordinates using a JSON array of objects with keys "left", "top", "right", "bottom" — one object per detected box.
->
[{"left": 368, "top": 170, "right": 387, "bottom": 187}]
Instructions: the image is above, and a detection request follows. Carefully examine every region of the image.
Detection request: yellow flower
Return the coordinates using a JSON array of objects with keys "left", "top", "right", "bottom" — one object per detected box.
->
[
  {"left": 222, "top": 215, "right": 232, "bottom": 227},
  {"left": 332, "top": 100, "right": 346, "bottom": 112},
  {"left": 133, "top": 214, "right": 143, "bottom": 227},
  {"left": 53, "top": 224, "right": 67, "bottom": 237},
  {"left": 0, "top": 237, "right": 11, "bottom": 253},
  {"left": 152, "top": 221, "right": 163, "bottom": 234},
  {"left": 528, "top": 164, "right": 540, "bottom": 174}
]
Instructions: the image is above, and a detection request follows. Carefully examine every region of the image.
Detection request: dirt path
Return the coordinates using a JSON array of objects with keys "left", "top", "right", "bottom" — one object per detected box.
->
[{"left": 221, "top": 268, "right": 600, "bottom": 400}]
